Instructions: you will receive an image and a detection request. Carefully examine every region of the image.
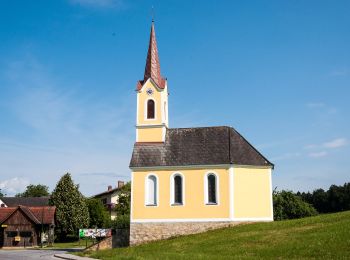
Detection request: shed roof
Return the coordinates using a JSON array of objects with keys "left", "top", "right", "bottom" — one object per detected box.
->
[
  {"left": 1, "top": 197, "right": 50, "bottom": 207},
  {"left": 0, "top": 206, "right": 55, "bottom": 225}
]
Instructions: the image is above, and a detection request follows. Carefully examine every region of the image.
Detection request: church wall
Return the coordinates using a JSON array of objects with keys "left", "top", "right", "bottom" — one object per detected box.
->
[
  {"left": 131, "top": 168, "right": 230, "bottom": 220},
  {"left": 233, "top": 167, "right": 273, "bottom": 219}
]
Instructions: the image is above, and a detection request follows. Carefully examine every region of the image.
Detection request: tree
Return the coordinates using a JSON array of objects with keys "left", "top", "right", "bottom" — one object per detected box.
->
[
  {"left": 86, "top": 198, "right": 110, "bottom": 228},
  {"left": 50, "top": 173, "right": 89, "bottom": 240},
  {"left": 273, "top": 190, "right": 318, "bottom": 220},
  {"left": 0, "top": 188, "right": 4, "bottom": 198},
  {"left": 15, "top": 184, "right": 50, "bottom": 197},
  {"left": 115, "top": 182, "right": 131, "bottom": 216},
  {"left": 113, "top": 182, "right": 131, "bottom": 229}
]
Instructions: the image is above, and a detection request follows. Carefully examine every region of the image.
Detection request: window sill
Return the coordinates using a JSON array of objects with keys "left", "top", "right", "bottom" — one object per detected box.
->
[
  {"left": 145, "top": 204, "right": 157, "bottom": 207},
  {"left": 171, "top": 203, "right": 183, "bottom": 206},
  {"left": 205, "top": 202, "right": 218, "bottom": 205}
]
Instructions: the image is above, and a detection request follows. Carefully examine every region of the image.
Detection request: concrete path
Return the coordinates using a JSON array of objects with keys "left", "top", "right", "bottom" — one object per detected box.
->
[{"left": 0, "top": 249, "right": 96, "bottom": 260}]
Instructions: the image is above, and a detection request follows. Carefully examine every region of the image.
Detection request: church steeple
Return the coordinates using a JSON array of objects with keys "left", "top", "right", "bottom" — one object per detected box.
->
[
  {"left": 135, "top": 21, "right": 169, "bottom": 143},
  {"left": 138, "top": 21, "right": 166, "bottom": 90}
]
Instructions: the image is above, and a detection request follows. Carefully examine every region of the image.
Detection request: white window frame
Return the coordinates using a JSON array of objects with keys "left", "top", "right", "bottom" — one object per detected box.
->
[
  {"left": 204, "top": 171, "right": 220, "bottom": 205},
  {"left": 144, "top": 173, "right": 159, "bottom": 206},
  {"left": 144, "top": 98, "right": 157, "bottom": 121},
  {"left": 170, "top": 172, "right": 185, "bottom": 206}
]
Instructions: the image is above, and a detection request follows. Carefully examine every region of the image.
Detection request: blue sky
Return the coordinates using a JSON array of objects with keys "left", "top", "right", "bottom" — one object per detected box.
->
[{"left": 0, "top": 0, "right": 349, "bottom": 196}]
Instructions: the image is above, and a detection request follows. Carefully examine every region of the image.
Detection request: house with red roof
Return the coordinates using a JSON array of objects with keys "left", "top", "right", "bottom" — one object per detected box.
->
[{"left": 0, "top": 205, "right": 55, "bottom": 248}]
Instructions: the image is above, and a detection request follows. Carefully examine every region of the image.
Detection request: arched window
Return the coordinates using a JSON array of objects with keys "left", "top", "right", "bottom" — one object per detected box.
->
[
  {"left": 174, "top": 175, "right": 183, "bottom": 204},
  {"left": 147, "top": 99, "right": 155, "bottom": 119},
  {"left": 146, "top": 175, "right": 157, "bottom": 205},
  {"left": 205, "top": 173, "right": 218, "bottom": 204},
  {"left": 170, "top": 173, "right": 184, "bottom": 205}
]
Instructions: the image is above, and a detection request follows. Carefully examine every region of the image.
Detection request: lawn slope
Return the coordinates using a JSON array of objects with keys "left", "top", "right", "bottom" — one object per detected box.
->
[{"left": 80, "top": 211, "right": 350, "bottom": 259}]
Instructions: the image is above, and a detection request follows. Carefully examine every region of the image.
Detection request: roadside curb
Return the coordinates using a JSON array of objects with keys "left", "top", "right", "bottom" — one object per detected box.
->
[{"left": 54, "top": 253, "right": 97, "bottom": 260}]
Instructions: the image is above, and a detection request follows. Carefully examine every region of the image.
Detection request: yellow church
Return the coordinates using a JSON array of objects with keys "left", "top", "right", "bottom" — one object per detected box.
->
[{"left": 129, "top": 21, "right": 274, "bottom": 245}]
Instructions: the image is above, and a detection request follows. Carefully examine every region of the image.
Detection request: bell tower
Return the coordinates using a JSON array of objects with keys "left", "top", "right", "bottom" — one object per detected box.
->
[{"left": 135, "top": 21, "right": 168, "bottom": 143}]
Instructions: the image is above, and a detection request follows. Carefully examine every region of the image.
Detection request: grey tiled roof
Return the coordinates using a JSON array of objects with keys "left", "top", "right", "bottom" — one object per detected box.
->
[
  {"left": 1, "top": 197, "right": 50, "bottom": 207},
  {"left": 129, "top": 126, "right": 273, "bottom": 168}
]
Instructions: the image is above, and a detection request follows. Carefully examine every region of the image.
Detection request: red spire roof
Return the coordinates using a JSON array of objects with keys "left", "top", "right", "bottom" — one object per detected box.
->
[{"left": 137, "top": 21, "right": 166, "bottom": 90}]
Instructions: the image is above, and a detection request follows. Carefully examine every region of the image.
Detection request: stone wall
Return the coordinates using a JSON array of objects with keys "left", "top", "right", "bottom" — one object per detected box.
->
[
  {"left": 85, "top": 236, "right": 112, "bottom": 251},
  {"left": 85, "top": 229, "right": 130, "bottom": 251},
  {"left": 130, "top": 221, "right": 245, "bottom": 246}
]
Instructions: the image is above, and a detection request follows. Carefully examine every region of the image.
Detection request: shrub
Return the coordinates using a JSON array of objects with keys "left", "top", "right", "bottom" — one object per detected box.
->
[
  {"left": 112, "top": 214, "right": 130, "bottom": 229},
  {"left": 273, "top": 190, "right": 318, "bottom": 220}
]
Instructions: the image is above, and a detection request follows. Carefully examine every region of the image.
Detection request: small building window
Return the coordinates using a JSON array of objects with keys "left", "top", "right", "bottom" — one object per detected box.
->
[
  {"left": 147, "top": 99, "right": 155, "bottom": 119},
  {"left": 174, "top": 175, "right": 183, "bottom": 204},
  {"left": 146, "top": 175, "right": 157, "bottom": 206},
  {"left": 205, "top": 173, "right": 218, "bottom": 205},
  {"left": 20, "top": 231, "right": 32, "bottom": 237},
  {"left": 6, "top": 231, "right": 17, "bottom": 237},
  {"left": 208, "top": 174, "right": 217, "bottom": 204}
]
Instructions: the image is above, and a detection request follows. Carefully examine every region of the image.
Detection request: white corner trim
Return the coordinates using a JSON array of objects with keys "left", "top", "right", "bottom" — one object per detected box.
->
[
  {"left": 144, "top": 173, "right": 159, "bottom": 207},
  {"left": 169, "top": 172, "right": 185, "bottom": 206},
  {"left": 136, "top": 91, "right": 139, "bottom": 126},
  {"left": 162, "top": 126, "right": 166, "bottom": 142},
  {"left": 269, "top": 168, "right": 274, "bottom": 220},
  {"left": 229, "top": 166, "right": 234, "bottom": 220},
  {"left": 203, "top": 171, "right": 220, "bottom": 206}
]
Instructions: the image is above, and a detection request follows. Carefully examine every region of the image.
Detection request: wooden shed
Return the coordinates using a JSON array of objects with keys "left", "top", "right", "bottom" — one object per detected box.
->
[{"left": 0, "top": 205, "right": 55, "bottom": 248}]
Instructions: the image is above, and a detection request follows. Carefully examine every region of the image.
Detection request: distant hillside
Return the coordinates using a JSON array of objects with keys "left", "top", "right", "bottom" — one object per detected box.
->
[{"left": 81, "top": 211, "right": 350, "bottom": 259}]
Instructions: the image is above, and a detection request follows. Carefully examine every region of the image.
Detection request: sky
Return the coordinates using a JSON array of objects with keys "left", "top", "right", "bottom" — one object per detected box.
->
[{"left": 0, "top": 0, "right": 349, "bottom": 196}]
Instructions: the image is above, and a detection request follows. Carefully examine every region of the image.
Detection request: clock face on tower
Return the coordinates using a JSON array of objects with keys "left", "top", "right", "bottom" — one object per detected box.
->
[{"left": 146, "top": 88, "right": 154, "bottom": 96}]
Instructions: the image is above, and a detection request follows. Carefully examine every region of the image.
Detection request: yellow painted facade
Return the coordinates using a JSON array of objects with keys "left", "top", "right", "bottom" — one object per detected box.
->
[
  {"left": 131, "top": 166, "right": 273, "bottom": 221},
  {"left": 132, "top": 168, "right": 230, "bottom": 220},
  {"left": 233, "top": 167, "right": 272, "bottom": 219}
]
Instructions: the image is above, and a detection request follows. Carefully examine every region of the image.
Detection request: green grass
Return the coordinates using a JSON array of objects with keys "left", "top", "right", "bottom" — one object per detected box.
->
[
  {"left": 78, "top": 211, "right": 350, "bottom": 259},
  {"left": 40, "top": 238, "right": 95, "bottom": 249}
]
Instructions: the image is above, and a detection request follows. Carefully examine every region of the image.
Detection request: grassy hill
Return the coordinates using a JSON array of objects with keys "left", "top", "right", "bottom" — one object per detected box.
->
[{"left": 79, "top": 211, "right": 350, "bottom": 259}]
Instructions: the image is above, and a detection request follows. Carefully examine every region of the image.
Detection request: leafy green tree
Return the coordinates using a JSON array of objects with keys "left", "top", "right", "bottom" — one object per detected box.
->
[
  {"left": 15, "top": 184, "right": 50, "bottom": 197},
  {"left": 273, "top": 189, "right": 318, "bottom": 220},
  {"left": 115, "top": 182, "right": 131, "bottom": 216},
  {"left": 86, "top": 198, "right": 110, "bottom": 228},
  {"left": 0, "top": 188, "right": 4, "bottom": 198},
  {"left": 50, "top": 173, "right": 89, "bottom": 240},
  {"left": 113, "top": 182, "right": 131, "bottom": 229}
]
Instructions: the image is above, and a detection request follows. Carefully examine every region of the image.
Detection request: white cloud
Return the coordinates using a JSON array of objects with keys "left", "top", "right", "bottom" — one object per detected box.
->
[
  {"left": 305, "top": 138, "right": 348, "bottom": 150},
  {"left": 69, "top": 0, "right": 124, "bottom": 8},
  {"left": 323, "top": 138, "right": 348, "bottom": 149},
  {"left": 270, "top": 153, "right": 301, "bottom": 162},
  {"left": 0, "top": 177, "right": 30, "bottom": 196},
  {"left": 308, "top": 151, "right": 328, "bottom": 158}
]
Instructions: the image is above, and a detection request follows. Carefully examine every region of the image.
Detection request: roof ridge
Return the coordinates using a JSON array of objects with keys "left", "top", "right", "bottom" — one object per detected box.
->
[{"left": 169, "top": 126, "right": 232, "bottom": 130}]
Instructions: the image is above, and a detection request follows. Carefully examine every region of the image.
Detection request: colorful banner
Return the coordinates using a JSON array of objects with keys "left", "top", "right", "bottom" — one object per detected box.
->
[{"left": 79, "top": 229, "right": 111, "bottom": 238}]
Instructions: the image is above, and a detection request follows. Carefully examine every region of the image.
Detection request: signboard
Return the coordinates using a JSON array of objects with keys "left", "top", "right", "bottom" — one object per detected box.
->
[
  {"left": 15, "top": 236, "right": 21, "bottom": 242},
  {"left": 79, "top": 229, "right": 111, "bottom": 238},
  {"left": 1, "top": 224, "right": 8, "bottom": 228}
]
